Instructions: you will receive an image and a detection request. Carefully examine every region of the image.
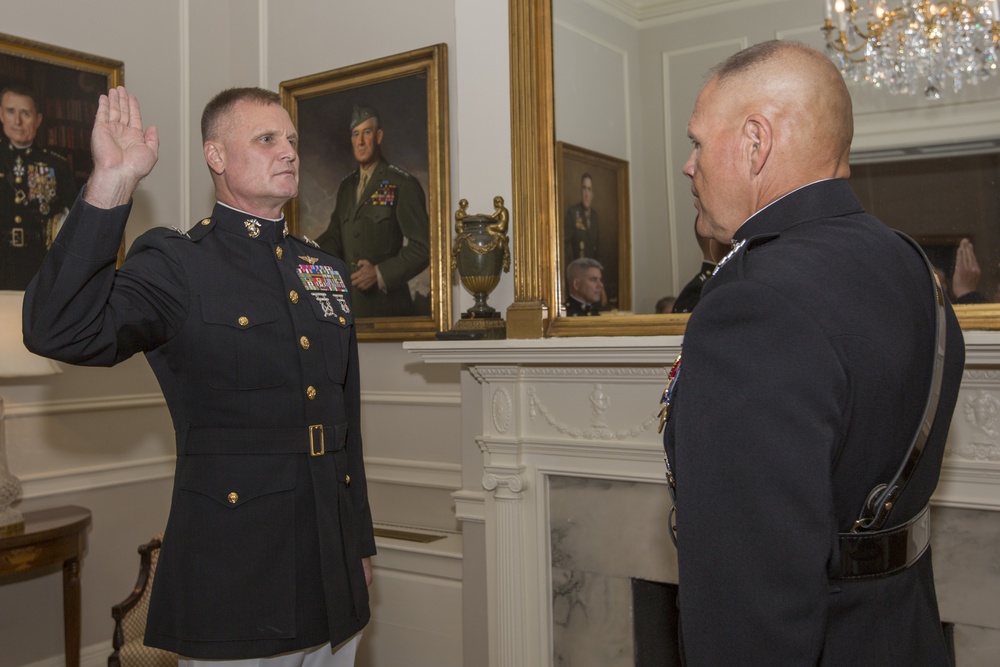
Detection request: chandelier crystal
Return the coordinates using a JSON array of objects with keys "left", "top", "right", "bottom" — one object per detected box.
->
[{"left": 823, "top": 0, "right": 1000, "bottom": 98}]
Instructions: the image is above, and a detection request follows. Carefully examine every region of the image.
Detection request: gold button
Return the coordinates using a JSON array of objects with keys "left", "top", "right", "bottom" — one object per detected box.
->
[
  {"left": 238, "top": 316, "right": 249, "bottom": 326},
  {"left": 339, "top": 316, "right": 346, "bottom": 325},
  {"left": 345, "top": 474, "right": 351, "bottom": 486},
  {"left": 14, "top": 216, "right": 22, "bottom": 224},
  {"left": 15, "top": 177, "right": 22, "bottom": 184},
  {"left": 200, "top": 218, "right": 211, "bottom": 225},
  {"left": 306, "top": 386, "right": 317, "bottom": 400},
  {"left": 228, "top": 492, "right": 238, "bottom": 504},
  {"left": 275, "top": 247, "right": 284, "bottom": 259},
  {"left": 300, "top": 336, "right": 310, "bottom": 350},
  {"left": 289, "top": 290, "right": 299, "bottom": 304}
]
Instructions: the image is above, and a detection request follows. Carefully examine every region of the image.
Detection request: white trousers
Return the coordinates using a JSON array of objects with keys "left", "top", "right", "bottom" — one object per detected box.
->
[{"left": 178, "top": 633, "right": 361, "bottom": 667}]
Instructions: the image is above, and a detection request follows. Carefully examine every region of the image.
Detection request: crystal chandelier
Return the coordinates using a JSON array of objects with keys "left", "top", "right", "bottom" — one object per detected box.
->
[{"left": 822, "top": 0, "right": 1000, "bottom": 98}]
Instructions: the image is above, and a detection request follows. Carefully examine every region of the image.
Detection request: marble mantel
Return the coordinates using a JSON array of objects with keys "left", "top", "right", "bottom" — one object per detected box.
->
[{"left": 406, "top": 332, "right": 1000, "bottom": 666}]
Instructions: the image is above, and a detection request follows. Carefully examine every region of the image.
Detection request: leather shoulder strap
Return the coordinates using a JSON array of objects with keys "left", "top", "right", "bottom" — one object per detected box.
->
[{"left": 853, "top": 231, "right": 947, "bottom": 532}]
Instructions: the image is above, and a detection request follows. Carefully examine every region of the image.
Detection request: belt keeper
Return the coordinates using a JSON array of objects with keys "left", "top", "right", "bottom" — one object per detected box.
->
[{"left": 309, "top": 424, "right": 325, "bottom": 456}]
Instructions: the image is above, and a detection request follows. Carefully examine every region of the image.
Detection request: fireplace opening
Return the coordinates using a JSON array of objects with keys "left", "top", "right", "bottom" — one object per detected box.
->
[{"left": 631, "top": 578, "right": 681, "bottom": 667}]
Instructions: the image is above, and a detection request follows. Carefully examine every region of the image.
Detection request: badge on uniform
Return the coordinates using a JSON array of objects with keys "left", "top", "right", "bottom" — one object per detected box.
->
[
  {"left": 27, "top": 163, "right": 57, "bottom": 214},
  {"left": 369, "top": 181, "right": 397, "bottom": 206},
  {"left": 296, "top": 264, "right": 348, "bottom": 293}
]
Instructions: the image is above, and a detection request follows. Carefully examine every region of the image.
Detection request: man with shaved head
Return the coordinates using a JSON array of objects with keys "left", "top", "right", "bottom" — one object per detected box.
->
[{"left": 660, "top": 41, "right": 964, "bottom": 665}]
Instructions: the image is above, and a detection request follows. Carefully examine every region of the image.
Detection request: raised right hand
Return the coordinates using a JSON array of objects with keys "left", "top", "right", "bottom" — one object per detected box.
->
[{"left": 83, "top": 86, "right": 159, "bottom": 209}]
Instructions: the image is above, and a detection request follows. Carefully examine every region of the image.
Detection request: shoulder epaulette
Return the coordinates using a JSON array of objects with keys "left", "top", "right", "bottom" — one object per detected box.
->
[
  {"left": 388, "top": 163, "right": 412, "bottom": 178},
  {"left": 293, "top": 234, "right": 321, "bottom": 249},
  {"left": 185, "top": 217, "right": 215, "bottom": 240}
]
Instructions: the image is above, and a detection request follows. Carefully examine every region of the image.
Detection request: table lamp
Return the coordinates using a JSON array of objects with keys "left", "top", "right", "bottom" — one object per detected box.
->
[{"left": 0, "top": 291, "right": 62, "bottom": 535}]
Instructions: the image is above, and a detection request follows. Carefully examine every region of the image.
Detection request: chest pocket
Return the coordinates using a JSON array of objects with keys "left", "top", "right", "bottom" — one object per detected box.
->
[
  {"left": 303, "top": 290, "right": 353, "bottom": 385},
  {"left": 199, "top": 295, "right": 286, "bottom": 390},
  {"left": 357, "top": 204, "right": 400, "bottom": 257}
]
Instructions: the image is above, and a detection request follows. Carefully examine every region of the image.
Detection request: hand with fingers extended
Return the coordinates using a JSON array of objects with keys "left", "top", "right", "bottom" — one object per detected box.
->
[
  {"left": 951, "top": 237, "right": 982, "bottom": 301},
  {"left": 84, "top": 86, "right": 159, "bottom": 209}
]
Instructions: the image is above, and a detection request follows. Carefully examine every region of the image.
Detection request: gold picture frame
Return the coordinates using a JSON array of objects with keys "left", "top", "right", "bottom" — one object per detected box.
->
[
  {"left": 280, "top": 44, "right": 451, "bottom": 341},
  {"left": 0, "top": 32, "right": 124, "bottom": 291},
  {"left": 555, "top": 141, "right": 631, "bottom": 315}
]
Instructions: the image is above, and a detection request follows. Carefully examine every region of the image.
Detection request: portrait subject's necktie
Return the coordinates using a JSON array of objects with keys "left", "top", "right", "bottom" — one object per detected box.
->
[{"left": 356, "top": 171, "right": 369, "bottom": 204}]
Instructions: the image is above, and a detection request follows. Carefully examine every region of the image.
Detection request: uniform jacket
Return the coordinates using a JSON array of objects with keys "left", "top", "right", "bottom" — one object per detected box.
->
[
  {"left": 563, "top": 202, "right": 599, "bottom": 262},
  {"left": 662, "top": 178, "right": 964, "bottom": 666},
  {"left": 670, "top": 260, "right": 715, "bottom": 314},
  {"left": 0, "top": 138, "right": 76, "bottom": 289},
  {"left": 316, "top": 157, "right": 430, "bottom": 318},
  {"left": 23, "top": 199, "right": 376, "bottom": 660}
]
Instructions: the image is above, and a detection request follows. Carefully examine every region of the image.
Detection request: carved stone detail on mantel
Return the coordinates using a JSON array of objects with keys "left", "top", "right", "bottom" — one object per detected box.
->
[
  {"left": 483, "top": 471, "right": 527, "bottom": 499},
  {"left": 527, "top": 386, "right": 659, "bottom": 440},
  {"left": 963, "top": 390, "right": 1000, "bottom": 439},
  {"left": 470, "top": 366, "right": 520, "bottom": 383},
  {"left": 492, "top": 388, "right": 513, "bottom": 434}
]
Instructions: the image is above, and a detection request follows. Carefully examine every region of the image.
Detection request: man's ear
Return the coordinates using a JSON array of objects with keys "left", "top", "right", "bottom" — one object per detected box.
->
[
  {"left": 375, "top": 128, "right": 384, "bottom": 146},
  {"left": 204, "top": 141, "right": 225, "bottom": 175},
  {"left": 745, "top": 114, "right": 772, "bottom": 176}
]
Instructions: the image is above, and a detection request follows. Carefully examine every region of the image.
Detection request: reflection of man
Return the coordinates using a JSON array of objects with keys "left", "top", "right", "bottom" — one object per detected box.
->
[
  {"left": 671, "top": 218, "right": 726, "bottom": 314},
  {"left": 24, "top": 86, "right": 374, "bottom": 664},
  {"left": 564, "top": 257, "right": 603, "bottom": 316},
  {"left": 317, "top": 105, "right": 430, "bottom": 317},
  {"left": 662, "top": 41, "right": 964, "bottom": 664},
  {"left": 1, "top": 84, "right": 77, "bottom": 290},
  {"left": 564, "top": 172, "right": 599, "bottom": 261}
]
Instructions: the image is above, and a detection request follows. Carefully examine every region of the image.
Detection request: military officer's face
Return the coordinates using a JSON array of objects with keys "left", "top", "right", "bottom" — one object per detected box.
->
[
  {"left": 574, "top": 267, "right": 603, "bottom": 304},
  {"left": 581, "top": 176, "right": 594, "bottom": 210},
  {"left": 1, "top": 91, "right": 43, "bottom": 148},
  {"left": 351, "top": 118, "right": 383, "bottom": 169},
  {"left": 683, "top": 77, "right": 752, "bottom": 245},
  {"left": 207, "top": 100, "right": 299, "bottom": 218}
]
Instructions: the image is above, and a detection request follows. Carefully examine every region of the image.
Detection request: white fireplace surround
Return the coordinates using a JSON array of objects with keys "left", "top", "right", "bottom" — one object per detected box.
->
[{"left": 407, "top": 332, "right": 1000, "bottom": 667}]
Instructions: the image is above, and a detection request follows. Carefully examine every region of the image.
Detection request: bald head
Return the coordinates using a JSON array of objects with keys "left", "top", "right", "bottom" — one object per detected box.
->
[
  {"left": 684, "top": 41, "right": 854, "bottom": 243},
  {"left": 712, "top": 41, "right": 853, "bottom": 177}
]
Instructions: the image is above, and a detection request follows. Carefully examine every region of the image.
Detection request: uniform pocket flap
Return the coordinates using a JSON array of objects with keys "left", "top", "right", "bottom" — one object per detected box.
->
[
  {"left": 178, "top": 455, "right": 296, "bottom": 508},
  {"left": 200, "top": 294, "right": 278, "bottom": 329}
]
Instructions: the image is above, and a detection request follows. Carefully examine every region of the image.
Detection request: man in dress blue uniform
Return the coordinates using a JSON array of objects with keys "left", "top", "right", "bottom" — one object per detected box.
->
[
  {"left": 564, "top": 257, "right": 603, "bottom": 316},
  {"left": 661, "top": 41, "right": 965, "bottom": 665},
  {"left": 316, "top": 105, "right": 430, "bottom": 318},
  {"left": 23, "top": 86, "right": 374, "bottom": 666},
  {"left": 1, "top": 84, "right": 77, "bottom": 290}
]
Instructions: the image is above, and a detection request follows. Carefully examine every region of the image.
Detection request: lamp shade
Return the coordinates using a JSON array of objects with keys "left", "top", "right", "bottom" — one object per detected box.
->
[{"left": 0, "top": 291, "right": 62, "bottom": 378}]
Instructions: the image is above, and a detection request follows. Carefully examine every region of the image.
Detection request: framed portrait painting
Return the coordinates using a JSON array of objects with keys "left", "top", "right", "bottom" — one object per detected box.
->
[
  {"left": 556, "top": 141, "right": 632, "bottom": 314},
  {"left": 281, "top": 44, "right": 451, "bottom": 341},
  {"left": 0, "top": 32, "right": 123, "bottom": 292}
]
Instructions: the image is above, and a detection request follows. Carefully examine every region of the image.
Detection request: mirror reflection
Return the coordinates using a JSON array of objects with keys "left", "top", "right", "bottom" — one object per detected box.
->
[{"left": 552, "top": 0, "right": 1000, "bottom": 317}]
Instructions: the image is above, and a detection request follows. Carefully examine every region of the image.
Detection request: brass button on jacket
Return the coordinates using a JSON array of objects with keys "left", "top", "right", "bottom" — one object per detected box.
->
[
  {"left": 289, "top": 290, "right": 299, "bottom": 304},
  {"left": 227, "top": 492, "right": 239, "bottom": 504},
  {"left": 238, "top": 316, "right": 249, "bottom": 327},
  {"left": 275, "top": 247, "right": 284, "bottom": 259},
  {"left": 306, "top": 386, "right": 317, "bottom": 400},
  {"left": 300, "top": 336, "right": 310, "bottom": 350}
]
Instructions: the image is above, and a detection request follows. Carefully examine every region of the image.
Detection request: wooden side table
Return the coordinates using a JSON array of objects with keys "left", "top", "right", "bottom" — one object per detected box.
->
[{"left": 0, "top": 505, "right": 92, "bottom": 667}]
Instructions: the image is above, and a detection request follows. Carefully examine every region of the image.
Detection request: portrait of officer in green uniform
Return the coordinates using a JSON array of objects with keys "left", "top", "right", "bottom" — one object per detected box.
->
[
  {"left": 1, "top": 84, "right": 77, "bottom": 290},
  {"left": 316, "top": 104, "right": 431, "bottom": 318}
]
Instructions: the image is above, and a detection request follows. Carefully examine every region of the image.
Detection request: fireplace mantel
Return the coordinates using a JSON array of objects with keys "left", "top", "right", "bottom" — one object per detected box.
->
[{"left": 406, "top": 332, "right": 1000, "bottom": 666}]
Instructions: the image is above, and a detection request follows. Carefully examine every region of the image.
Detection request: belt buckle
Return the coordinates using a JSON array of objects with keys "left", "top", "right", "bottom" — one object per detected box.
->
[{"left": 309, "top": 424, "right": 325, "bottom": 456}]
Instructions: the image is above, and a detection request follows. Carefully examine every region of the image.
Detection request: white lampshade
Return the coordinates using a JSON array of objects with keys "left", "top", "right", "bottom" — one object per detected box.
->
[{"left": 0, "top": 291, "right": 62, "bottom": 378}]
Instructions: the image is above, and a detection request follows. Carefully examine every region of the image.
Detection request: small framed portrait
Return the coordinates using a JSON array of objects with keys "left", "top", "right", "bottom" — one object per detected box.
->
[
  {"left": 280, "top": 44, "right": 451, "bottom": 341},
  {"left": 556, "top": 141, "right": 631, "bottom": 314},
  {"left": 0, "top": 32, "right": 123, "bottom": 292}
]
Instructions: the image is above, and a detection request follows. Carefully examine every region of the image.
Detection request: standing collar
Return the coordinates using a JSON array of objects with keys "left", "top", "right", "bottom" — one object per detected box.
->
[
  {"left": 733, "top": 178, "right": 865, "bottom": 242},
  {"left": 212, "top": 201, "right": 288, "bottom": 243}
]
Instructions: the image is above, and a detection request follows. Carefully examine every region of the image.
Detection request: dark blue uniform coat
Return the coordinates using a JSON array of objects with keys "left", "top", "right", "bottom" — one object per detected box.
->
[
  {"left": 23, "top": 199, "right": 376, "bottom": 659},
  {"left": 663, "top": 179, "right": 964, "bottom": 666}
]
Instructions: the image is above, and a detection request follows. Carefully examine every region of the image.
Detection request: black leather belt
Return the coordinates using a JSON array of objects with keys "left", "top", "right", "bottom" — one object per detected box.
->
[{"left": 836, "top": 504, "right": 931, "bottom": 580}]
